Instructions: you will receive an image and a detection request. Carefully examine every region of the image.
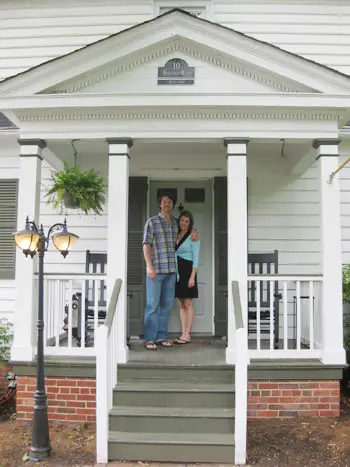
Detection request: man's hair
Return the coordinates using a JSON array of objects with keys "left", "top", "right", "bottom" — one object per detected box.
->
[
  {"left": 178, "top": 210, "right": 194, "bottom": 233},
  {"left": 157, "top": 192, "right": 176, "bottom": 208}
]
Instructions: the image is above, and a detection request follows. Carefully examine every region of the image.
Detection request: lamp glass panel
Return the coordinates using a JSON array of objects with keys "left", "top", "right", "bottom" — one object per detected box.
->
[
  {"left": 52, "top": 234, "right": 77, "bottom": 253},
  {"left": 14, "top": 233, "right": 40, "bottom": 251}
]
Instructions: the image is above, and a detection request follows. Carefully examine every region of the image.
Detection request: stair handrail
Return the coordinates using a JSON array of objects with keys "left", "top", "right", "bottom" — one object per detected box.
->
[
  {"left": 232, "top": 280, "right": 250, "bottom": 465},
  {"left": 96, "top": 278, "right": 122, "bottom": 464}
]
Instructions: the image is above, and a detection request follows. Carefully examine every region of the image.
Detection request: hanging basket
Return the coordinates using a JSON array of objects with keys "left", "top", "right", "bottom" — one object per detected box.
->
[{"left": 63, "top": 193, "right": 80, "bottom": 209}]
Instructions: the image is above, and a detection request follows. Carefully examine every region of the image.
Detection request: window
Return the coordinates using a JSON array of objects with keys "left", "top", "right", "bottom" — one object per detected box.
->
[
  {"left": 159, "top": 6, "right": 206, "bottom": 18},
  {"left": 0, "top": 180, "right": 18, "bottom": 279},
  {"left": 155, "top": 1, "right": 212, "bottom": 20}
]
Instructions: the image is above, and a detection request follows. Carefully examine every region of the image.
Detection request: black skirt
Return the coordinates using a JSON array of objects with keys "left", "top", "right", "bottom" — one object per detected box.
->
[{"left": 175, "top": 256, "right": 198, "bottom": 299}]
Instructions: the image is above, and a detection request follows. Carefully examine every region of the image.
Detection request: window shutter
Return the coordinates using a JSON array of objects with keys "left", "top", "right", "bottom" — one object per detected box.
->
[
  {"left": 0, "top": 180, "right": 18, "bottom": 279},
  {"left": 128, "top": 177, "right": 148, "bottom": 336},
  {"left": 214, "top": 177, "right": 227, "bottom": 337}
]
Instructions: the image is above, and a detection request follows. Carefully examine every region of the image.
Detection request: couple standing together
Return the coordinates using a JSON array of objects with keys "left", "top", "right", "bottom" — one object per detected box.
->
[{"left": 142, "top": 192, "right": 200, "bottom": 350}]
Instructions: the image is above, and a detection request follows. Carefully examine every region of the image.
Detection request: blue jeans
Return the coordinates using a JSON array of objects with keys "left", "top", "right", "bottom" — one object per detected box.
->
[{"left": 144, "top": 273, "right": 176, "bottom": 342}]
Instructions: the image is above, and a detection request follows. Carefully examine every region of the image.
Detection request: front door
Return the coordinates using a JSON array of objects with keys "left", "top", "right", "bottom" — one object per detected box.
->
[{"left": 149, "top": 181, "right": 213, "bottom": 335}]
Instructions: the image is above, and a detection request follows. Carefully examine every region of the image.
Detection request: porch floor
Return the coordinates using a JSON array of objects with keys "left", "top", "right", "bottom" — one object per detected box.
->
[{"left": 128, "top": 339, "right": 227, "bottom": 366}]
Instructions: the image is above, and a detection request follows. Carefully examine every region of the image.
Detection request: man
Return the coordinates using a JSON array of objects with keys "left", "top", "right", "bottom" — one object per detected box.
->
[{"left": 142, "top": 192, "right": 198, "bottom": 350}]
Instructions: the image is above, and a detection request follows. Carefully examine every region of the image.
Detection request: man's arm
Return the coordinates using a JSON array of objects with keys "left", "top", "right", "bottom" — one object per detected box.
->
[
  {"left": 143, "top": 219, "right": 156, "bottom": 280},
  {"left": 143, "top": 244, "right": 156, "bottom": 280},
  {"left": 190, "top": 228, "right": 200, "bottom": 242}
]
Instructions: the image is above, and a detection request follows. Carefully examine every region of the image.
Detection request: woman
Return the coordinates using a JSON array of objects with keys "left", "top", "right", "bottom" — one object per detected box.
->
[{"left": 174, "top": 211, "right": 200, "bottom": 344}]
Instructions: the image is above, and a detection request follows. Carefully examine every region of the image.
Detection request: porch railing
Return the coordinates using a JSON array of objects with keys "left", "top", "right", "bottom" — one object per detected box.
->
[
  {"left": 247, "top": 275, "right": 323, "bottom": 358},
  {"left": 37, "top": 273, "right": 107, "bottom": 356},
  {"left": 96, "top": 278, "right": 122, "bottom": 464},
  {"left": 232, "top": 280, "right": 249, "bottom": 466}
]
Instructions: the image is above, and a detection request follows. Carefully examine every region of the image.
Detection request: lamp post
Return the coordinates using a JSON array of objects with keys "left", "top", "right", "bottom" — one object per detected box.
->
[{"left": 13, "top": 217, "right": 78, "bottom": 462}]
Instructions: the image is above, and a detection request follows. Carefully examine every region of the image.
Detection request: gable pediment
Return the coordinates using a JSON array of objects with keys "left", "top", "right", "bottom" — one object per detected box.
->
[
  {"left": 0, "top": 9, "right": 349, "bottom": 97},
  {"left": 43, "top": 39, "right": 313, "bottom": 95}
]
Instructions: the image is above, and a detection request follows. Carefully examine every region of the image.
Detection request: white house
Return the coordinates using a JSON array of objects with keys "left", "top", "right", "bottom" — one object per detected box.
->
[{"left": 1, "top": 1, "right": 350, "bottom": 464}]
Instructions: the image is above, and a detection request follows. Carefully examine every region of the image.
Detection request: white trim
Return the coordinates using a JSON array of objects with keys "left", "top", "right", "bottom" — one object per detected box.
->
[
  {"left": 2, "top": 93, "right": 350, "bottom": 110},
  {"left": 249, "top": 349, "right": 323, "bottom": 359}
]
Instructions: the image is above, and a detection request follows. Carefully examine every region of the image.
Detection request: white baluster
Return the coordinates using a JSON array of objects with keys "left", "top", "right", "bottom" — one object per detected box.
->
[
  {"left": 296, "top": 281, "right": 301, "bottom": 351},
  {"left": 283, "top": 281, "right": 288, "bottom": 350},
  {"left": 269, "top": 281, "right": 274, "bottom": 350},
  {"left": 309, "top": 281, "right": 314, "bottom": 350},
  {"left": 257, "top": 281, "right": 261, "bottom": 351},
  {"left": 68, "top": 280, "right": 73, "bottom": 349}
]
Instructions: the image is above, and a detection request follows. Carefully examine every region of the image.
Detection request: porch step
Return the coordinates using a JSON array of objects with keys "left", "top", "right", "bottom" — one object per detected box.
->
[
  {"left": 113, "top": 382, "right": 235, "bottom": 408},
  {"left": 109, "top": 361, "right": 236, "bottom": 463},
  {"left": 118, "top": 363, "right": 234, "bottom": 384},
  {"left": 109, "top": 406, "right": 235, "bottom": 433},
  {"left": 108, "top": 431, "right": 235, "bottom": 463}
]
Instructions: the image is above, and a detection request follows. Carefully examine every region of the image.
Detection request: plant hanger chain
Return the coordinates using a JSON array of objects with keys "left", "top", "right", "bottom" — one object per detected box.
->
[{"left": 71, "top": 139, "right": 80, "bottom": 168}]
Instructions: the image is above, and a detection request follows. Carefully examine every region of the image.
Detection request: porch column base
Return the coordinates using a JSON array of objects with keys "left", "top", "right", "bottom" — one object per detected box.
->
[
  {"left": 10, "top": 346, "right": 35, "bottom": 362},
  {"left": 226, "top": 347, "right": 236, "bottom": 365},
  {"left": 321, "top": 348, "right": 346, "bottom": 365},
  {"left": 117, "top": 345, "right": 129, "bottom": 364}
]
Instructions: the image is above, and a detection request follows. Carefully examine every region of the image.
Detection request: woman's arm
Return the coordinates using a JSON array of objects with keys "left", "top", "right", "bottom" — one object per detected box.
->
[{"left": 188, "top": 240, "right": 200, "bottom": 288}]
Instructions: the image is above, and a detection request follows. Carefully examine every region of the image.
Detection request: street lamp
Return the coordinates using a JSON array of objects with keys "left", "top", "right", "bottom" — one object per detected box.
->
[{"left": 13, "top": 217, "right": 78, "bottom": 462}]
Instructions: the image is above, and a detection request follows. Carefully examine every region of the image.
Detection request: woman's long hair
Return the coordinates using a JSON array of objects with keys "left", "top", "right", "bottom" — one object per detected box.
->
[{"left": 178, "top": 210, "right": 194, "bottom": 234}]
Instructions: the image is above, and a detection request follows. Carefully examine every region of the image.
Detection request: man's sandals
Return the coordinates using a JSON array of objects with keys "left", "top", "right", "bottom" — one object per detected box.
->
[{"left": 144, "top": 340, "right": 173, "bottom": 350}]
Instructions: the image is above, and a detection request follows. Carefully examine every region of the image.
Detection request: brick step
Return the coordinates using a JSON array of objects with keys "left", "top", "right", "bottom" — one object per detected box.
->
[
  {"left": 109, "top": 406, "right": 235, "bottom": 433},
  {"left": 108, "top": 431, "right": 235, "bottom": 463}
]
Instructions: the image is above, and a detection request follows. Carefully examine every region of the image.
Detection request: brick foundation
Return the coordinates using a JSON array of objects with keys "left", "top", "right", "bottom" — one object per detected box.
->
[
  {"left": 16, "top": 376, "right": 96, "bottom": 423},
  {"left": 248, "top": 380, "right": 340, "bottom": 418},
  {"left": 16, "top": 377, "right": 340, "bottom": 422}
]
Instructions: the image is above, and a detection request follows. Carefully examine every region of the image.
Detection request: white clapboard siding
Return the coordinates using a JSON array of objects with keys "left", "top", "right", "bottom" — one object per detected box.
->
[
  {"left": 213, "top": 1, "right": 350, "bottom": 75},
  {"left": 0, "top": 281, "right": 15, "bottom": 319},
  {"left": 0, "top": 0, "right": 153, "bottom": 80},
  {"left": 249, "top": 163, "right": 321, "bottom": 274},
  {"left": 340, "top": 143, "right": 350, "bottom": 265}
]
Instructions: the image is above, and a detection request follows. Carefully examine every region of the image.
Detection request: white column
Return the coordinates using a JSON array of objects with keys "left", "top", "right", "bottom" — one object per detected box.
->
[
  {"left": 107, "top": 138, "right": 132, "bottom": 364},
  {"left": 313, "top": 139, "right": 346, "bottom": 365},
  {"left": 11, "top": 139, "right": 46, "bottom": 362},
  {"left": 224, "top": 139, "right": 249, "bottom": 364}
]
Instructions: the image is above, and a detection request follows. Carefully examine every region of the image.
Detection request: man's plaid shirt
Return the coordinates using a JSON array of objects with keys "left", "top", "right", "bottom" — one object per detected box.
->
[{"left": 143, "top": 214, "right": 178, "bottom": 274}]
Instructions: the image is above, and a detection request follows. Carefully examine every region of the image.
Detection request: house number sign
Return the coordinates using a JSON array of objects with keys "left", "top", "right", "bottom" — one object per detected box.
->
[{"left": 158, "top": 58, "right": 195, "bottom": 85}]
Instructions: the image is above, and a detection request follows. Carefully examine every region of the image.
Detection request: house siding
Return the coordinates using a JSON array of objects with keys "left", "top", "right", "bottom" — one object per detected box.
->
[
  {"left": 0, "top": 0, "right": 349, "bottom": 81},
  {"left": 340, "top": 141, "right": 350, "bottom": 266}
]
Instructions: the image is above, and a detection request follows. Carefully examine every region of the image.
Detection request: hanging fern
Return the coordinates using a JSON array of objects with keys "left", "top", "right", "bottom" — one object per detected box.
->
[{"left": 46, "top": 162, "right": 106, "bottom": 215}]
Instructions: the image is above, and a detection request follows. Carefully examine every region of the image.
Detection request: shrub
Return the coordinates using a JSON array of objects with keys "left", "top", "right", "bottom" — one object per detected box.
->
[{"left": 0, "top": 319, "right": 13, "bottom": 361}]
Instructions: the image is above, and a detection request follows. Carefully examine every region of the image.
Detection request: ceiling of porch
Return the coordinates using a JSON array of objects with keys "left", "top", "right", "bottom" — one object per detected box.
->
[{"left": 48, "top": 138, "right": 312, "bottom": 178}]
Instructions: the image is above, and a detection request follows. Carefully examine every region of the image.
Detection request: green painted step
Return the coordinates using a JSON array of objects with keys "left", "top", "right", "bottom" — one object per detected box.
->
[
  {"left": 113, "top": 382, "right": 235, "bottom": 408},
  {"left": 118, "top": 364, "right": 234, "bottom": 383},
  {"left": 108, "top": 431, "right": 235, "bottom": 463},
  {"left": 109, "top": 406, "right": 235, "bottom": 433}
]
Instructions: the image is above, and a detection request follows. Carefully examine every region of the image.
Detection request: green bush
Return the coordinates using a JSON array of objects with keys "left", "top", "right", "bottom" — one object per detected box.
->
[{"left": 0, "top": 319, "right": 13, "bottom": 361}]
